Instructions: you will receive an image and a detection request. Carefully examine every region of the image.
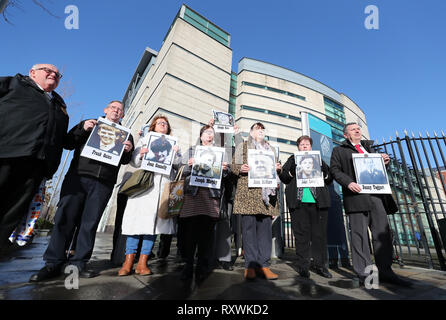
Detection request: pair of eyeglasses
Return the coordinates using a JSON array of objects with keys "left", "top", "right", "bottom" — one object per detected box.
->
[
  {"left": 35, "top": 67, "right": 63, "bottom": 79},
  {"left": 156, "top": 121, "right": 168, "bottom": 126}
]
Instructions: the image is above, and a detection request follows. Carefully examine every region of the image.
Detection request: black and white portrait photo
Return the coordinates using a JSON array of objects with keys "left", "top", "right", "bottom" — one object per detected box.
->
[
  {"left": 81, "top": 117, "right": 130, "bottom": 166},
  {"left": 141, "top": 132, "right": 178, "bottom": 175},
  {"left": 190, "top": 146, "right": 225, "bottom": 189},
  {"left": 248, "top": 149, "right": 277, "bottom": 188},
  {"left": 213, "top": 109, "right": 234, "bottom": 133},
  {"left": 147, "top": 134, "right": 173, "bottom": 164},
  {"left": 352, "top": 153, "right": 391, "bottom": 194},
  {"left": 294, "top": 151, "right": 324, "bottom": 187}
]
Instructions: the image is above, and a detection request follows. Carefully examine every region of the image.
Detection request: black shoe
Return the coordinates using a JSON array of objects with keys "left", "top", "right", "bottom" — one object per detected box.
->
[
  {"left": 195, "top": 267, "right": 211, "bottom": 283},
  {"left": 180, "top": 264, "right": 193, "bottom": 281},
  {"left": 312, "top": 266, "right": 333, "bottom": 279},
  {"left": 219, "top": 261, "right": 234, "bottom": 271},
  {"left": 352, "top": 276, "right": 366, "bottom": 287},
  {"left": 79, "top": 269, "right": 99, "bottom": 279},
  {"left": 29, "top": 265, "right": 62, "bottom": 282},
  {"left": 380, "top": 273, "right": 413, "bottom": 288},
  {"left": 298, "top": 268, "right": 310, "bottom": 278}
]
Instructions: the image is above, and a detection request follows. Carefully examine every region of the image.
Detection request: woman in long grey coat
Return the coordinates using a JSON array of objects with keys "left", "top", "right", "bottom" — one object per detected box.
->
[
  {"left": 232, "top": 122, "right": 282, "bottom": 280},
  {"left": 118, "top": 115, "right": 181, "bottom": 276}
]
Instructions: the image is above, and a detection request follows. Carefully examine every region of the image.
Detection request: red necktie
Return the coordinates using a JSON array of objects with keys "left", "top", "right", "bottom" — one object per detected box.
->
[{"left": 355, "top": 144, "right": 364, "bottom": 153}]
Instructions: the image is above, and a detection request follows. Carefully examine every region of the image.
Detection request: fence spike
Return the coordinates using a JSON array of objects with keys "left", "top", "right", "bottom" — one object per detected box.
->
[
  {"left": 434, "top": 131, "right": 438, "bottom": 137},
  {"left": 442, "top": 130, "right": 445, "bottom": 137},
  {"left": 395, "top": 130, "right": 399, "bottom": 137},
  {"left": 411, "top": 131, "right": 415, "bottom": 138},
  {"left": 419, "top": 131, "right": 422, "bottom": 137},
  {"left": 426, "top": 131, "right": 430, "bottom": 137},
  {"left": 404, "top": 129, "right": 408, "bottom": 136}
]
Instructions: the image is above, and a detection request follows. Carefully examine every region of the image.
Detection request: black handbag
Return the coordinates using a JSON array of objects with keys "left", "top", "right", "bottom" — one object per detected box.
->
[{"left": 118, "top": 169, "right": 154, "bottom": 197}]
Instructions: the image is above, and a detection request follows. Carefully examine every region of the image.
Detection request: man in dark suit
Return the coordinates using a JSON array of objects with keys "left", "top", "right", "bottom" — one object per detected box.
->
[
  {"left": 29, "top": 101, "right": 134, "bottom": 282},
  {"left": 330, "top": 122, "right": 412, "bottom": 287},
  {"left": 359, "top": 158, "right": 387, "bottom": 184},
  {"left": 0, "top": 64, "right": 69, "bottom": 249}
]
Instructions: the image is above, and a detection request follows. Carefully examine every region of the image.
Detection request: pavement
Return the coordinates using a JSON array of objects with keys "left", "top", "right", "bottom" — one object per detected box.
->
[{"left": 1, "top": 232, "right": 446, "bottom": 301}]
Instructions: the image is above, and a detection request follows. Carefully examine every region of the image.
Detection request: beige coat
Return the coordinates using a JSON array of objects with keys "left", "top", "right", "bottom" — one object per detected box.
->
[{"left": 232, "top": 139, "right": 280, "bottom": 217}]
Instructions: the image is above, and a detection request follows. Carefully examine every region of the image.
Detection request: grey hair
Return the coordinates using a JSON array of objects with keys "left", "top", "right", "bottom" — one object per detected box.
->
[
  {"left": 29, "top": 64, "right": 58, "bottom": 75},
  {"left": 343, "top": 122, "right": 359, "bottom": 134}
]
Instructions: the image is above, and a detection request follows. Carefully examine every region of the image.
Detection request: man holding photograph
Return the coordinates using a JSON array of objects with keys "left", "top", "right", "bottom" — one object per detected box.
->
[
  {"left": 330, "top": 122, "right": 411, "bottom": 287},
  {"left": 30, "top": 101, "right": 134, "bottom": 282}
]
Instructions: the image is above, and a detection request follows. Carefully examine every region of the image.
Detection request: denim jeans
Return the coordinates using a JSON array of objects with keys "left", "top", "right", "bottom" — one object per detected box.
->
[{"left": 125, "top": 235, "right": 157, "bottom": 255}]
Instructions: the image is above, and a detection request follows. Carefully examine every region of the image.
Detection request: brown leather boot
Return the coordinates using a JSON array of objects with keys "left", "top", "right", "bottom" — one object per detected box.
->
[
  {"left": 118, "top": 254, "right": 135, "bottom": 276},
  {"left": 244, "top": 268, "right": 256, "bottom": 280},
  {"left": 257, "top": 267, "right": 278, "bottom": 280},
  {"left": 135, "top": 254, "right": 152, "bottom": 275}
]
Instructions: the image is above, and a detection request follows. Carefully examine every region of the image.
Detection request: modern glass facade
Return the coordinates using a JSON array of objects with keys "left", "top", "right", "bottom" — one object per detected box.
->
[
  {"left": 324, "top": 97, "right": 346, "bottom": 144},
  {"left": 242, "top": 81, "right": 306, "bottom": 101},
  {"left": 182, "top": 7, "right": 230, "bottom": 47},
  {"left": 228, "top": 72, "right": 237, "bottom": 115}
]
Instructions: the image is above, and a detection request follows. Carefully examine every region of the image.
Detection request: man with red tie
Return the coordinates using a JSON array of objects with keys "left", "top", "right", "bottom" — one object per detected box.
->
[{"left": 330, "top": 122, "right": 412, "bottom": 287}]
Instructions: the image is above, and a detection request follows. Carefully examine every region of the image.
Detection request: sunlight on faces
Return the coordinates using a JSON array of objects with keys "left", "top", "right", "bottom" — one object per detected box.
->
[
  {"left": 29, "top": 64, "right": 60, "bottom": 92},
  {"left": 344, "top": 123, "right": 362, "bottom": 143},
  {"left": 104, "top": 102, "right": 124, "bottom": 123},
  {"left": 298, "top": 139, "right": 312, "bottom": 151},
  {"left": 250, "top": 124, "right": 265, "bottom": 142},
  {"left": 201, "top": 128, "right": 214, "bottom": 146},
  {"left": 155, "top": 118, "right": 169, "bottom": 134}
]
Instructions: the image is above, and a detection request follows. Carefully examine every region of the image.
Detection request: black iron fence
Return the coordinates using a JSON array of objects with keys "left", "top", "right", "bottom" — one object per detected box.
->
[
  {"left": 279, "top": 131, "right": 446, "bottom": 271},
  {"left": 374, "top": 131, "right": 446, "bottom": 270}
]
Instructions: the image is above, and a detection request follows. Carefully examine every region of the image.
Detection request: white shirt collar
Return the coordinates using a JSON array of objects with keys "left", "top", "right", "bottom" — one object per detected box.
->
[{"left": 35, "top": 82, "right": 53, "bottom": 99}]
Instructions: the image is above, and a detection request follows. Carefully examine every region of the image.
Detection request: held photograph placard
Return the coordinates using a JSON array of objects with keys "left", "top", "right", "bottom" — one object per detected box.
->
[
  {"left": 81, "top": 117, "right": 130, "bottom": 166},
  {"left": 213, "top": 109, "right": 234, "bottom": 133},
  {"left": 190, "top": 146, "right": 225, "bottom": 189},
  {"left": 294, "top": 151, "right": 324, "bottom": 188},
  {"left": 352, "top": 153, "right": 392, "bottom": 194},
  {"left": 248, "top": 149, "right": 277, "bottom": 188},
  {"left": 141, "top": 132, "right": 178, "bottom": 175}
]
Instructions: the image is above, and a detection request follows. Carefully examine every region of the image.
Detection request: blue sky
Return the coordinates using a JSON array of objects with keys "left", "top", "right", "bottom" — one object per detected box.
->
[{"left": 2, "top": 0, "right": 445, "bottom": 143}]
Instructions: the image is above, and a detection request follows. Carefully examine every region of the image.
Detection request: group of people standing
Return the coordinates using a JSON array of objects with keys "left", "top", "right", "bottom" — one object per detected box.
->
[{"left": 0, "top": 63, "right": 411, "bottom": 288}]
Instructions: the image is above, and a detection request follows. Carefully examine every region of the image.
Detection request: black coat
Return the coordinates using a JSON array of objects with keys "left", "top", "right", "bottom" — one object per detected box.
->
[
  {"left": 65, "top": 120, "right": 134, "bottom": 185},
  {"left": 330, "top": 139, "right": 398, "bottom": 214},
  {"left": 0, "top": 74, "right": 69, "bottom": 177},
  {"left": 279, "top": 154, "right": 332, "bottom": 209}
]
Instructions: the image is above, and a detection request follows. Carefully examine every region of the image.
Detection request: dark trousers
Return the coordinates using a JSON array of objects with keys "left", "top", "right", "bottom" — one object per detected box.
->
[
  {"left": 241, "top": 214, "right": 272, "bottom": 269},
  {"left": 348, "top": 196, "right": 393, "bottom": 278},
  {"left": 0, "top": 158, "right": 45, "bottom": 248},
  {"left": 157, "top": 234, "right": 173, "bottom": 258},
  {"left": 43, "top": 174, "right": 113, "bottom": 270},
  {"left": 290, "top": 204, "right": 328, "bottom": 270},
  {"left": 179, "top": 215, "right": 216, "bottom": 271},
  {"left": 110, "top": 193, "right": 128, "bottom": 265}
]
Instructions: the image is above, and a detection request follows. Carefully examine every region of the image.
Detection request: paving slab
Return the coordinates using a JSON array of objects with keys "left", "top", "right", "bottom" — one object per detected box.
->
[{"left": 1, "top": 233, "right": 445, "bottom": 301}]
